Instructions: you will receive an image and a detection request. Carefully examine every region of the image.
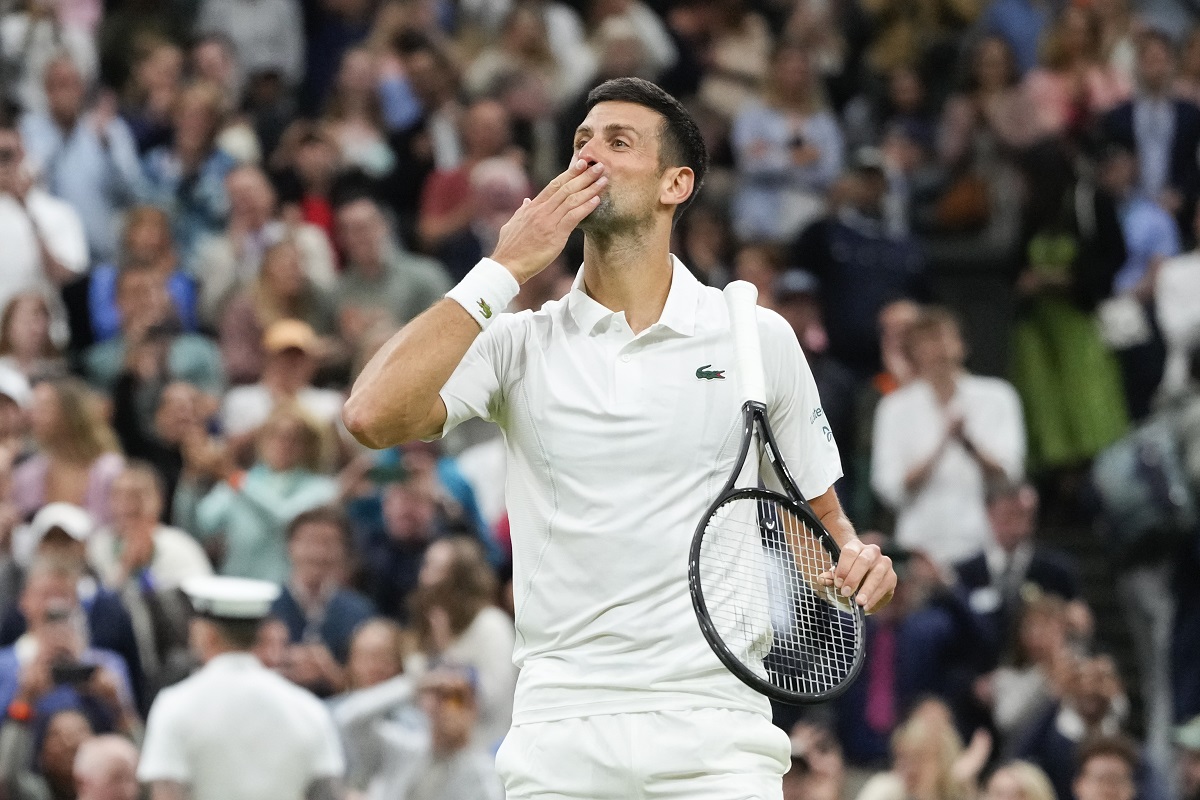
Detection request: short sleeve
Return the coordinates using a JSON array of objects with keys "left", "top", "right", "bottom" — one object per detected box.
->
[
  {"left": 437, "top": 313, "right": 523, "bottom": 437},
  {"left": 138, "top": 692, "right": 191, "bottom": 783},
  {"left": 309, "top": 701, "right": 346, "bottom": 779},
  {"left": 760, "top": 309, "right": 843, "bottom": 500}
]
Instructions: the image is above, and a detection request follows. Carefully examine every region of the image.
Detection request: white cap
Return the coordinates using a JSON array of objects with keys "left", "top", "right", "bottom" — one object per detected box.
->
[
  {"left": 182, "top": 576, "right": 281, "bottom": 620},
  {"left": 29, "top": 502, "right": 94, "bottom": 546},
  {"left": 0, "top": 365, "right": 31, "bottom": 409}
]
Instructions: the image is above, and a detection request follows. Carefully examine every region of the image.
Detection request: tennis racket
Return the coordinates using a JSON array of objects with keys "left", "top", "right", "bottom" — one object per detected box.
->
[{"left": 688, "top": 281, "right": 867, "bottom": 705}]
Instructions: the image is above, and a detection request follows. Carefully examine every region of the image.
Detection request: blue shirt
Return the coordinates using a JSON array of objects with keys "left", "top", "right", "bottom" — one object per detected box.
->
[
  {"left": 19, "top": 112, "right": 148, "bottom": 264},
  {"left": 89, "top": 263, "right": 199, "bottom": 342},
  {"left": 142, "top": 147, "right": 237, "bottom": 269},
  {"left": 1115, "top": 194, "right": 1180, "bottom": 294}
]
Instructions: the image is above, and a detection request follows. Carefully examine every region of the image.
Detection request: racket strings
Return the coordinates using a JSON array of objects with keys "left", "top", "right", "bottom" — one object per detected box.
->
[{"left": 698, "top": 496, "right": 864, "bottom": 698}]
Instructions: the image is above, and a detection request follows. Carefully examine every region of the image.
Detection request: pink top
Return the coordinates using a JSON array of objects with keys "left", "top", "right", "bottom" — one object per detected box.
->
[
  {"left": 11, "top": 452, "right": 125, "bottom": 525},
  {"left": 1022, "top": 66, "right": 1131, "bottom": 139}
]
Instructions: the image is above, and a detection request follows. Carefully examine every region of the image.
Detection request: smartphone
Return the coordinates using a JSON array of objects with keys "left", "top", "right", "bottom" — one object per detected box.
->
[{"left": 51, "top": 662, "right": 98, "bottom": 685}]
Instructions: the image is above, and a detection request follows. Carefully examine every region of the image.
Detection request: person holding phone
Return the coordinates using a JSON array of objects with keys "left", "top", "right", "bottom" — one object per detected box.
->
[{"left": 0, "top": 559, "right": 140, "bottom": 740}]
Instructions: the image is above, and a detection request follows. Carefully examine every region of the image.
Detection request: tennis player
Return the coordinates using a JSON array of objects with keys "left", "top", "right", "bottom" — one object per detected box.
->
[{"left": 344, "top": 77, "right": 897, "bottom": 800}]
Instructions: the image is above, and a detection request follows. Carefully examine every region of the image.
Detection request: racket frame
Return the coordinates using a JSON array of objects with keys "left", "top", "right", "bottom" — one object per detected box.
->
[{"left": 688, "top": 398, "right": 868, "bottom": 705}]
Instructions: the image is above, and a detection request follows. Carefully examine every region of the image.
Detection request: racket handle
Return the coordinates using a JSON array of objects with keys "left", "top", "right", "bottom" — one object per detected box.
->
[{"left": 723, "top": 280, "right": 767, "bottom": 406}]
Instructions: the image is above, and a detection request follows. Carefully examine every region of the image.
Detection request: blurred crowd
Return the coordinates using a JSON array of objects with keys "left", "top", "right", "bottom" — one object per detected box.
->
[{"left": 1, "top": 0, "right": 1200, "bottom": 797}]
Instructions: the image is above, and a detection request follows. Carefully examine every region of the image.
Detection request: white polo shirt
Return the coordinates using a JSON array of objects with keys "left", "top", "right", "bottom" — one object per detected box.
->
[
  {"left": 138, "top": 652, "right": 344, "bottom": 800},
  {"left": 439, "top": 255, "right": 842, "bottom": 725}
]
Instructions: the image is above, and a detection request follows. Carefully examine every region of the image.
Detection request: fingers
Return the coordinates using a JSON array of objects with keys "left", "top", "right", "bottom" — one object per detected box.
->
[
  {"left": 534, "top": 158, "right": 596, "bottom": 205},
  {"left": 834, "top": 541, "right": 896, "bottom": 612},
  {"left": 557, "top": 177, "right": 606, "bottom": 232},
  {"left": 548, "top": 160, "right": 607, "bottom": 212}
]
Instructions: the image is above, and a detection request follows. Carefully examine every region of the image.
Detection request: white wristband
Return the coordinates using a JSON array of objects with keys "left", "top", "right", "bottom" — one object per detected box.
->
[{"left": 446, "top": 258, "right": 521, "bottom": 330}]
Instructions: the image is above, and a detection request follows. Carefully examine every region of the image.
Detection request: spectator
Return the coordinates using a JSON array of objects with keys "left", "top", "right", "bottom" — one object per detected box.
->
[
  {"left": 784, "top": 721, "right": 845, "bottom": 800},
  {"left": 0, "top": 366, "right": 31, "bottom": 461},
  {"left": 0, "top": 707, "right": 95, "bottom": 800},
  {"left": 141, "top": 82, "right": 238, "bottom": 266},
  {"left": 0, "top": 293, "right": 67, "bottom": 381},
  {"left": 73, "top": 734, "right": 139, "bottom": 800},
  {"left": 0, "top": 0, "right": 97, "bottom": 114},
  {"left": 938, "top": 36, "right": 1038, "bottom": 172},
  {"left": 855, "top": 699, "right": 991, "bottom": 800},
  {"left": 1094, "top": 142, "right": 1181, "bottom": 422},
  {"left": 871, "top": 308, "right": 1026, "bottom": 565},
  {"left": 119, "top": 40, "right": 183, "bottom": 156},
  {"left": 464, "top": 4, "right": 585, "bottom": 111},
  {"left": 218, "top": 239, "right": 340, "bottom": 385},
  {"left": 195, "top": 0, "right": 304, "bottom": 91},
  {"left": 1100, "top": 30, "right": 1200, "bottom": 240},
  {"left": 86, "top": 463, "right": 211, "bottom": 700},
  {"left": 193, "top": 164, "right": 336, "bottom": 328},
  {"left": 1177, "top": 27, "right": 1200, "bottom": 107},
  {"left": 408, "top": 536, "right": 515, "bottom": 750},
  {"left": 334, "top": 195, "right": 450, "bottom": 347},
  {"left": 87, "top": 207, "right": 199, "bottom": 344},
  {"left": 1011, "top": 145, "right": 1129, "bottom": 471},
  {"left": 81, "top": 264, "right": 224, "bottom": 396},
  {"left": 974, "top": 594, "right": 1075, "bottom": 742},
  {"left": 955, "top": 480, "right": 1088, "bottom": 662},
  {"left": 0, "top": 117, "right": 89, "bottom": 331},
  {"left": 731, "top": 40, "right": 844, "bottom": 242},
  {"left": 382, "top": 665, "right": 504, "bottom": 800},
  {"left": 1021, "top": 6, "right": 1131, "bottom": 143},
  {"left": 268, "top": 121, "right": 343, "bottom": 246},
  {"left": 219, "top": 319, "right": 344, "bottom": 456},
  {"left": 322, "top": 48, "right": 396, "bottom": 180},
  {"left": 0, "top": 560, "right": 139, "bottom": 737},
  {"left": 1073, "top": 737, "right": 1141, "bottom": 800},
  {"left": 791, "top": 150, "right": 927, "bottom": 376},
  {"left": 1014, "top": 656, "right": 1169, "bottom": 800},
  {"left": 191, "top": 404, "right": 339, "bottom": 583},
  {"left": 11, "top": 378, "right": 123, "bottom": 525},
  {"left": 981, "top": 761, "right": 1057, "bottom": 800},
  {"left": 587, "top": 0, "right": 677, "bottom": 80},
  {"left": 272, "top": 507, "right": 374, "bottom": 695},
  {"left": 19, "top": 57, "right": 146, "bottom": 267},
  {"left": 417, "top": 99, "right": 528, "bottom": 279}
]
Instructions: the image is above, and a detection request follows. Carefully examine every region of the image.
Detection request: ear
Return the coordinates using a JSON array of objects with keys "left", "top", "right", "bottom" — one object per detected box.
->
[{"left": 659, "top": 166, "right": 695, "bottom": 210}]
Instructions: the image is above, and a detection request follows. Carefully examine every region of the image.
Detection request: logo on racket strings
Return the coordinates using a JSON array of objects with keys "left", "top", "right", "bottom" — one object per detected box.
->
[{"left": 695, "top": 365, "right": 725, "bottom": 380}]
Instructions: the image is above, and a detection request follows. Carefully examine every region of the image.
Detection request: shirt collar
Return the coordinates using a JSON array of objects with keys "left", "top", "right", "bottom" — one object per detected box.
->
[{"left": 566, "top": 254, "right": 699, "bottom": 337}]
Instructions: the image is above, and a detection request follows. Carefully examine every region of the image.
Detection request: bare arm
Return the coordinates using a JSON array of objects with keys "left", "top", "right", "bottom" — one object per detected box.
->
[
  {"left": 150, "top": 781, "right": 189, "bottom": 800},
  {"left": 343, "top": 158, "right": 607, "bottom": 449},
  {"left": 809, "top": 487, "right": 895, "bottom": 614}
]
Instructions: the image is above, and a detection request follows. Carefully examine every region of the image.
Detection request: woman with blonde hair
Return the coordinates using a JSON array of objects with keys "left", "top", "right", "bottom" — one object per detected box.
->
[
  {"left": 189, "top": 403, "right": 338, "bottom": 583},
  {"left": 11, "top": 377, "right": 123, "bottom": 523},
  {"left": 982, "top": 761, "right": 1057, "bottom": 800},
  {"left": 0, "top": 292, "right": 66, "bottom": 380},
  {"left": 857, "top": 698, "right": 991, "bottom": 800},
  {"left": 218, "top": 239, "right": 339, "bottom": 384}
]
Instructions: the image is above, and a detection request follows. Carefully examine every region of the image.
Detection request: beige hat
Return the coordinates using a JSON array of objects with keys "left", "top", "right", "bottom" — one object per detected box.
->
[{"left": 262, "top": 319, "right": 318, "bottom": 355}]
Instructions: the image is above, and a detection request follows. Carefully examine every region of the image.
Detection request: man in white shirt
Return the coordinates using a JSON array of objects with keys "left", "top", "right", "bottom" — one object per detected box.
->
[
  {"left": 0, "top": 116, "right": 89, "bottom": 326},
  {"left": 345, "top": 77, "right": 896, "bottom": 799},
  {"left": 138, "top": 575, "right": 344, "bottom": 800}
]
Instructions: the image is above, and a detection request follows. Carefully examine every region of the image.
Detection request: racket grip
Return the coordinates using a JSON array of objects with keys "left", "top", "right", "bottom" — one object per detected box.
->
[{"left": 723, "top": 281, "right": 767, "bottom": 406}]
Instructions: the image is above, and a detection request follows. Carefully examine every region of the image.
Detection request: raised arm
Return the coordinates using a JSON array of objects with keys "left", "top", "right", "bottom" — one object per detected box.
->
[{"left": 342, "top": 158, "right": 607, "bottom": 448}]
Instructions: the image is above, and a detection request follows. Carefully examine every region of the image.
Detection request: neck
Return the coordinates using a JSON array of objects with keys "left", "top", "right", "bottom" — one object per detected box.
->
[
  {"left": 928, "top": 371, "right": 958, "bottom": 403},
  {"left": 580, "top": 224, "right": 673, "bottom": 333},
  {"left": 262, "top": 368, "right": 300, "bottom": 395}
]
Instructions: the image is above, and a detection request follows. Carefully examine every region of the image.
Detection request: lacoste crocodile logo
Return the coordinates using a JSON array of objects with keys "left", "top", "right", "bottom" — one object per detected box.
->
[
  {"left": 696, "top": 365, "right": 726, "bottom": 380},
  {"left": 477, "top": 298, "right": 493, "bottom": 319}
]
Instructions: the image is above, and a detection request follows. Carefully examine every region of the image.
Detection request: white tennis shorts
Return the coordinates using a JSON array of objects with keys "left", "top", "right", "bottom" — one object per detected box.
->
[{"left": 495, "top": 707, "right": 791, "bottom": 799}]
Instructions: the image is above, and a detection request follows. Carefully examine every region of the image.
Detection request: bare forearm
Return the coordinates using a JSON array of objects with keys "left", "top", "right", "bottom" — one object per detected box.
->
[{"left": 343, "top": 299, "right": 480, "bottom": 448}]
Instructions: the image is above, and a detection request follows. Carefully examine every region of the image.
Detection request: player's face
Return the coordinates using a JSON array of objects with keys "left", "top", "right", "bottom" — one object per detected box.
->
[{"left": 571, "top": 101, "right": 671, "bottom": 236}]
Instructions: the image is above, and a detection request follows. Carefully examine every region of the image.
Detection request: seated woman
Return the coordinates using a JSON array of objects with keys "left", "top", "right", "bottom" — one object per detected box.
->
[
  {"left": 11, "top": 378, "right": 123, "bottom": 525},
  {"left": 0, "top": 292, "right": 68, "bottom": 381},
  {"left": 187, "top": 404, "right": 338, "bottom": 584}
]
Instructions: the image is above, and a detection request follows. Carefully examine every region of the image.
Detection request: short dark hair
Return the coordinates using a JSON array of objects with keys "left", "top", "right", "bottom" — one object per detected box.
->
[
  {"left": 1076, "top": 735, "right": 1139, "bottom": 777},
  {"left": 584, "top": 77, "right": 708, "bottom": 219},
  {"left": 212, "top": 617, "right": 264, "bottom": 650},
  {"left": 286, "top": 505, "right": 352, "bottom": 548}
]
